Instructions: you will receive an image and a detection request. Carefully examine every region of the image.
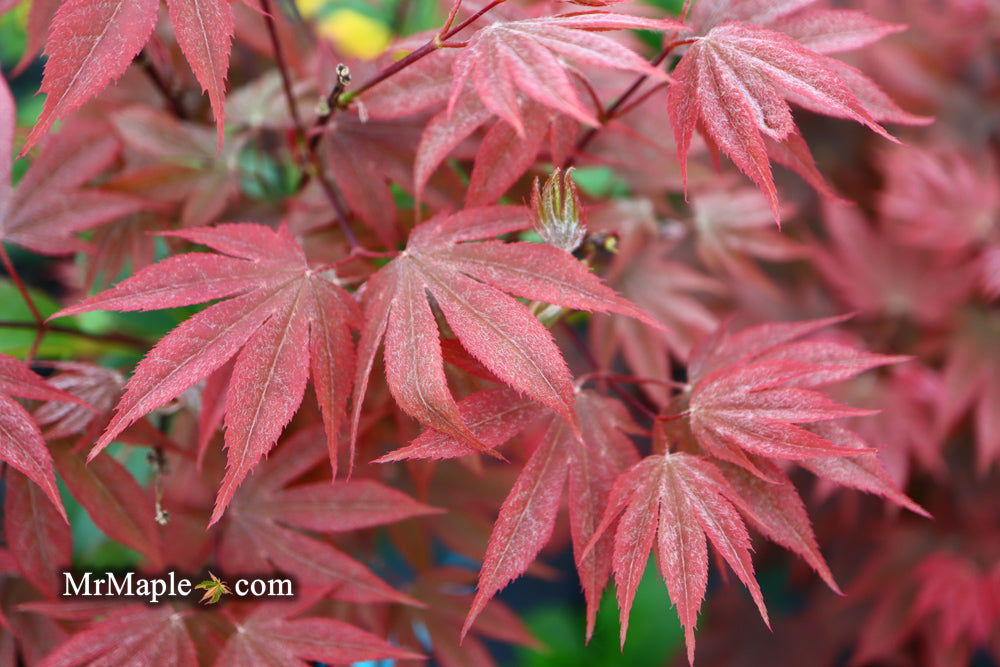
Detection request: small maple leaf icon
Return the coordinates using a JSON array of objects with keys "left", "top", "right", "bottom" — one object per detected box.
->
[{"left": 194, "top": 572, "right": 232, "bottom": 605}]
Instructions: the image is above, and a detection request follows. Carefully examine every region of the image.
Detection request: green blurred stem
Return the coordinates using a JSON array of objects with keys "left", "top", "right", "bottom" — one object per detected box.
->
[
  {"left": 0, "top": 320, "right": 150, "bottom": 350},
  {"left": 0, "top": 245, "right": 43, "bottom": 327}
]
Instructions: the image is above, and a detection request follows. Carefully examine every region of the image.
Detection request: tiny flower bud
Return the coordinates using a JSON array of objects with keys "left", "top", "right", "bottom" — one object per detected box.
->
[{"left": 531, "top": 168, "right": 586, "bottom": 253}]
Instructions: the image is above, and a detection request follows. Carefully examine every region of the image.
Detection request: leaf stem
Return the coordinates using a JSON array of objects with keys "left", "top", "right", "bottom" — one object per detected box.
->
[
  {"left": 339, "top": 0, "right": 505, "bottom": 106},
  {"left": 260, "top": 0, "right": 304, "bottom": 134},
  {"left": 0, "top": 245, "right": 43, "bottom": 328},
  {"left": 578, "top": 372, "right": 688, "bottom": 391},
  {"left": 559, "top": 321, "right": 658, "bottom": 421},
  {"left": 137, "top": 50, "right": 187, "bottom": 120},
  {"left": 0, "top": 320, "right": 151, "bottom": 349},
  {"left": 566, "top": 38, "right": 693, "bottom": 167},
  {"left": 259, "top": 0, "right": 359, "bottom": 250}
]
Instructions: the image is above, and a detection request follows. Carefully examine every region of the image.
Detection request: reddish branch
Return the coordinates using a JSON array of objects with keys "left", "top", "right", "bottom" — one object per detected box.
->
[
  {"left": 567, "top": 37, "right": 696, "bottom": 167},
  {"left": 258, "top": 0, "right": 358, "bottom": 249},
  {"left": 137, "top": 50, "right": 187, "bottom": 120},
  {"left": 338, "top": 0, "right": 507, "bottom": 106}
]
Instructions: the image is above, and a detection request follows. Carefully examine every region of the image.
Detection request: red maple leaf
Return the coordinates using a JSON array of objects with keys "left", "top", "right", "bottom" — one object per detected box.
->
[
  {"left": 816, "top": 201, "right": 976, "bottom": 326},
  {"left": 4, "top": 470, "right": 72, "bottom": 598},
  {"left": 21, "top": 0, "right": 232, "bottom": 153},
  {"left": 50, "top": 223, "right": 359, "bottom": 524},
  {"left": 393, "top": 568, "right": 537, "bottom": 666},
  {"left": 217, "top": 427, "right": 430, "bottom": 606},
  {"left": 53, "top": 441, "right": 165, "bottom": 568},
  {"left": 448, "top": 12, "right": 684, "bottom": 134},
  {"left": 110, "top": 106, "right": 242, "bottom": 229},
  {"left": 35, "top": 604, "right": 197, "bottom": 666},
  {"left": 586, "top": 451, "right": 769, "bottom": 665},
  {"left": 217, "top": 599, "right": 423, "bottom": 665},
  {"left": 939, "top": 309, "right": 1000, "bottom": 474},
  {"left": 667, "top": 18, "right": 925, "bottom": 221},
  {"left": 682, "top": 316, "right": 905, "bottom": 476},
  {"left": 0, "top": 76, "right": 147, "bottom": 255},
  {"left": 589, "top": 204, "right": 724, "bottom": 406},
  {"left": 351, "top": 206, "right": 661, "bottom": 454},
  {"left": 0, "top": 353, "right": 90, "bottom": 520}
]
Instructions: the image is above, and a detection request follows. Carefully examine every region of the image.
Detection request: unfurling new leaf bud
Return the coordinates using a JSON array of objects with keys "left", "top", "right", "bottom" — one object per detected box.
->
[{"left": 531, "top": 168, "right": 586, "bottom": 253}]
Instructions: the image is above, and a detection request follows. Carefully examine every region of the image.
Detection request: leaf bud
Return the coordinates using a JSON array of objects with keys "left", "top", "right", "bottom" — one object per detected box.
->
[{"left": 530, "top": 168, "right": 586, "bottom": 253}]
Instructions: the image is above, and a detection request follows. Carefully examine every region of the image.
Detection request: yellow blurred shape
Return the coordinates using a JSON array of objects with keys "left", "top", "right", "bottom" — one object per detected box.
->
[
  {"left": 296, "top": 0, "right": 326, "bottom": 19},
  {"left": 317, "top": 9, "right": 390, "bottom": 60}
]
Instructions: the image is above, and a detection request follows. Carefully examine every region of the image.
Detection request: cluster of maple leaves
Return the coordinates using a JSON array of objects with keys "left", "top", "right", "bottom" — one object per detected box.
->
[{"left": 0, "top": 0, "right": 998, "bottom": 664}]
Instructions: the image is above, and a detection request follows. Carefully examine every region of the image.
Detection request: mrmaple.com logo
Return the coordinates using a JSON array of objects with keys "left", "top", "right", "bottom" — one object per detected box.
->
[{"left": 62, "top": 571, "right": 293, "bottom": 605}]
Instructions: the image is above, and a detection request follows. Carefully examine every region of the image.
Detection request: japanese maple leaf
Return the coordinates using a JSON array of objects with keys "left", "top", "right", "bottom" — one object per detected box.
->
[
  {"left": 449, "top": 12, "right": 685, "bottom": 135},
  {"left": 0, "top": 353, "right": 90, "bottom": 521},
  {"left": 488, "top": 394, "right": 642, "bottom": 639},
  {"left": 586, "top": 452, "right": 769, "bottom": 664},
  {"left": 359, "top": 35, "right": 578, "bottom": 206},
  {"left": 351, "top": 206, "right": 661, "bottom": 454},
  {"left": 111, "top": 106, "right": 243, "bottom": 228},
  {"left": 375, "top": 387, "right": 548, "bottom": 463},
  {"left": 32, "top": 362, "right": 123, "bottom": 441},
  {"left": 36, "top": 604, "right": 197, "bottom": 666},
  {"left": 216, "top": 599, "right": 423, "bottom": 665},
  {"left": 713, "top": 457, "right": 839, "bottom": 593},
  {"left": 53, "top": 441, "right": 165, "bottom": 568},
  {"left": 877, "top": 146, "right": 999, "bottom": 296},
  {"left": 21, "top": 0, "right": 233, "bottom": 153},
  {"left": 838, "top": 363, "right": 946, "bottom": 489},
  {"left": 4, "top": 0, "right": 57, "bottom": 76},
  {"left": 391, "top": 390, "right": 640, "bottom": 641},
  {"left": 689, "top": 0, "right": 904, "bottom": 48},
  {"left": 419, "top": 94, "right": 582, "bottom": 205},
  {"left": 687, "top": 1, "right": 932, "bottom": 126},
  {"left": 394, "top": 568, "right": 537, "bottom": 667},
  {"left": 217, "top": 426, "right": 433, "bottom": 606},
  {"left": 798, "top": 421, "right": 929, "bottom": 517},
  {"left": 681, "top": 315, "right": 906, "bottom": 477},
  {"left": 668, "top": 19, "right": 925, "bottom": 221},
  {"left": 853, "top": 547, "right": 999, "bottom": 667},
  {"left": 689, "top": 184, "right": 806, "bottom": 287},
  {"left": 815, "top": 201, "right": 976, "bottom": 326},
  {"left": 4, "top": 471, "right": 72, "bottom": 598},
  {"left": 939, "top": 309, "right": 1000, "bottom": 474},
  {"left": 0, "top": 76, "right": 146, "bottom": 254},
  {"left": 588, "top": 205, "right": 724, "bottom": 405},
  {"left": 879, "top": 146, "right": 998, "bottom": 251},
  {"left": 231, "top": 66, "right": 465, "bottom": 247},
  {"left": 49, "top": 223, "right": 359, "bottom": 525}
]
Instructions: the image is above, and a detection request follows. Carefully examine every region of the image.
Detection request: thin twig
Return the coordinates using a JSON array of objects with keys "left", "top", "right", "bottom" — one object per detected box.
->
[
  {"left": 0, "top": 320, "right": 151, "bottom": 349},
  {"left": 137, "top": 51, "right": 187, "bottom": 119},
  {"left": 260, "top": 0, "right": 359, "bottom": 248},
  {"left": 308, "top": 64, "right": 352, "bottom": 153},
  {"left": 0, "top": 244, "right": 47, "bottom": 360},
  {"left": 391, "top": 0, "right": 414, "bottom": 33},
  {"left": 566, "top": 38, "right": 694, "bottom": 168},
  {"left": 339, "top": 0, "right": 505, "bottom": 106},
  {"left": 559, "top": 320, "right": 658, "bottom": 421},
  {"left": 577, "top": 372, "right": 688, "bottom": 391},
  {"left": 261, "top": 0, "right": 304, "bottom": 134}
]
